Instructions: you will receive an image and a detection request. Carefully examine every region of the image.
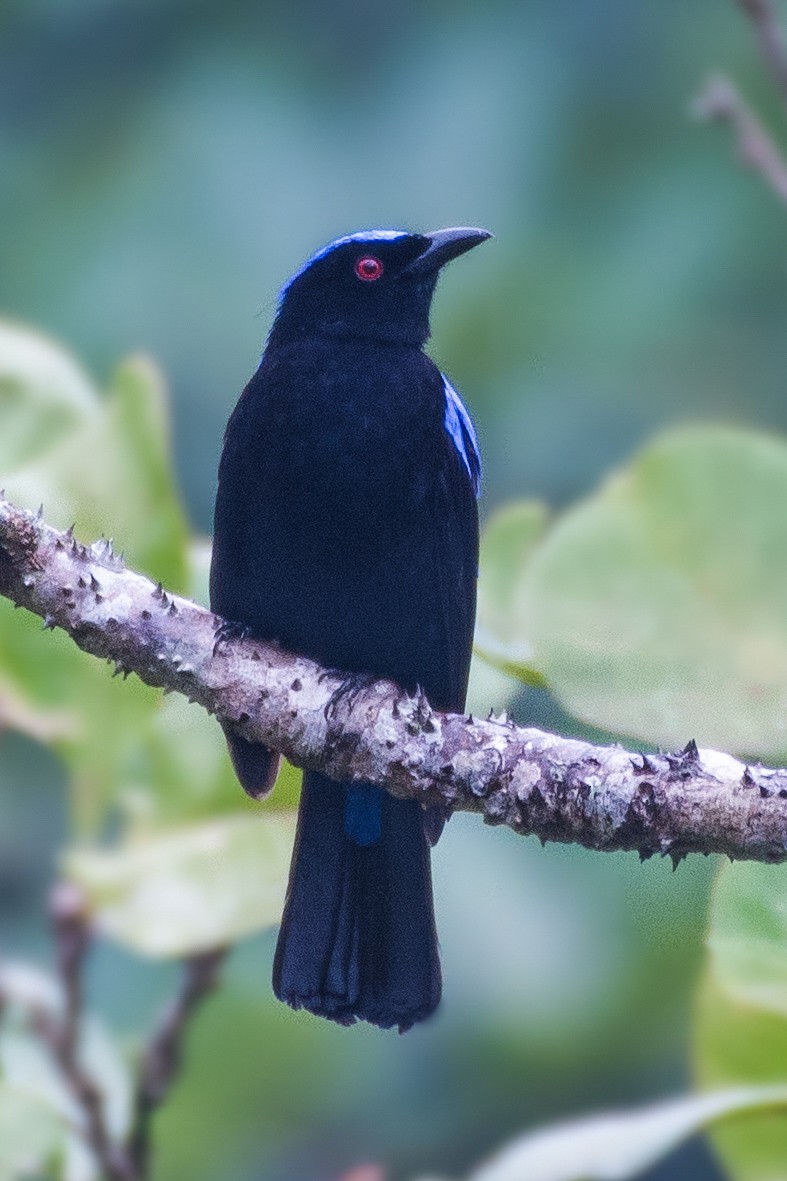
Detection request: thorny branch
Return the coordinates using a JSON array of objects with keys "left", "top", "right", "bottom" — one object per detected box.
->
[
  {"left": 3, "top": 495, "right": 787, "bottom": 867},
  {"left": 694, "top": 0, "right": 787, "bottom": 204}
]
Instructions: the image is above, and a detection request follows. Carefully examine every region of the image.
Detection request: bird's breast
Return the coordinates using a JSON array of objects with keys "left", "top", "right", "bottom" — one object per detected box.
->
[
  {"left": 212, "top": 336, "right": 477, "bottom": 688},
  {"left": 239, "top": 339, "right": 446, "bottom": 529}
]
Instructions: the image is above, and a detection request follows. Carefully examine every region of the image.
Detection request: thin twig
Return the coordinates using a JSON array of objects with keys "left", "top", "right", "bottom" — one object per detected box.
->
[
  {"left": 36, "top": 882, "right": 134, "bottom": 1179},
  {"left": 693, "top": 73, "right": 787, "bottom": 203},
  {"left": 49, "top": 881, "right": 90, "bottom": 1068},
  {"left": 738, "top": 0, "right": 787, "bottom": 102},
  {"left": 128, "top": 948, "right": 226, "bottom": 1177},
  {"left": 0, "top": 898, "right": 226, "bottom": 1178}
]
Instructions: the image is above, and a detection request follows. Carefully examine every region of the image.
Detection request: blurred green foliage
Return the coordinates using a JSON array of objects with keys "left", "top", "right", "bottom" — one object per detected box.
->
[
  {"left": 427, "top": 1087, "right": 787, "bottom": 1181},
  {"left": 3, "top": 305, "right": 787, "bottom": 1181},
  {"left": 3, "top": 1, "right": 787, "bottom": 1179},
  {"left": 0, "top": 959, "right": 133, "bottom": 1180},
  {"left": 478, "top": 427, "right": 787, "bottom": 757},
  {"left": 697, "top": 861, "right": 787, "bottom": 1180}
]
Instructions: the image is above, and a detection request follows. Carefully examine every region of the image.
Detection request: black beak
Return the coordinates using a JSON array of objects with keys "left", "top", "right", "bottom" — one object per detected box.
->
[{"left": 403, "top": 226, "right": 492, "bottom": 276}]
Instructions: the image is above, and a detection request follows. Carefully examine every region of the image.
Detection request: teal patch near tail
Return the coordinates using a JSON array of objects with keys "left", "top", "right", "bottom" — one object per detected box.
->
[{"left": 344, "top": 784, "right": 383, "bottom": 846}]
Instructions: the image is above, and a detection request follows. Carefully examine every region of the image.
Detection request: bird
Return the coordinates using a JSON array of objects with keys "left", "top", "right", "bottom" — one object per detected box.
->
[{"left": 210, "top": 226, "right": 489, "bottom": 1031}]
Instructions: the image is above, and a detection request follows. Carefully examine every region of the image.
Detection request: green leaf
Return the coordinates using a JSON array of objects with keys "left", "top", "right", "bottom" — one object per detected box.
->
[
  {"left": 65, "top": 812, "right": 296, "bottom": 957},
  {"left": 475, "top": 500, "right": 549, "bottom": 685},
  {"left": 0, "top": 319, "right": 97, "bottom": 474},
  {"left": 4, "top": 354, "right": 188, "bottom": 590},
  {"left": 0, "top": 584, "right": 163, "bottom": 831},
  {"left": 0, "top": 1081, "right": 64, "bottom": 1181},
  {"left": 521, "top": 426, "right": 787, "bottom": 755},
  {"left": 0, "top": 331, "right": 192, "bottom": 831},
  {"left": 124, "top": 695, "right": 250, "bottom": 828},
  {"left": 705, "top": 861, "right": 787, "bottom": 1017},
  {"left": 449, "top": 1088, "right": 787, "bottom": 1181},
  {"left": 696, "top": 861, "right": 787, "bottom": 1179},
  {"left": 117, "top": 692, "right": 303, "bottom": 830}
]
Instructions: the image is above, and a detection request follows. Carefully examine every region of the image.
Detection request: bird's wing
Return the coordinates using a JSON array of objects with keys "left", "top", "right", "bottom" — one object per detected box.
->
[
  {"left": 222, "top": 728, "right": 281, "bottom": 801},
  {"left": 422, "top": 378, "right": 480, "bottom": 844},
  {"left": 442, "top": 374, "right": 482, "bottom": 498}
]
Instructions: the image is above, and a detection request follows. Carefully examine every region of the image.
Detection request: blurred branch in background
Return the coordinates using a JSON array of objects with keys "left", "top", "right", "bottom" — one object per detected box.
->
[
  {"left": 128, "top": 947, "right": 226, "bottom": 1178},
  {"left": 693, "top": 75, "right": 787, "bottom": 202},
  {"left": 694, "top": 0, "right": 787, "bottom": 203},
  {"left": 0, "top": 882, "right": 225, "bottom": 1181},
  {"left": 3, "top": 493, "right": 787, "bottom": 868},
  {"left": 738, "top": 0, "right": 787, "bottom": 100},
  {"left": 35, "top": 882, "right": 127, "bottom": 1180}
]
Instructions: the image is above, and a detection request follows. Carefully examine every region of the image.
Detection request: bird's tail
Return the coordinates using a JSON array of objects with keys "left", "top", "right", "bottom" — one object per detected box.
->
[{"left": 272, "top": 771, "right": 441, "bottom": 1032}]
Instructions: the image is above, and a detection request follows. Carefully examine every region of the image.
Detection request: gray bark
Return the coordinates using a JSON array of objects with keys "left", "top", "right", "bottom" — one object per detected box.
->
[{"left": 2, "top": 494, "right": 787, "bottom": 865}]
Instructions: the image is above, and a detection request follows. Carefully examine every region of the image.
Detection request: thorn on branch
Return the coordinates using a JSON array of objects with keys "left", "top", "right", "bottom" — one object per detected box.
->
[
  {"left": 681, "top": 738, "right": 700, "bottom": 763},
  {"left": 631, "top": 753, "right": 659, "bottom": 775}
]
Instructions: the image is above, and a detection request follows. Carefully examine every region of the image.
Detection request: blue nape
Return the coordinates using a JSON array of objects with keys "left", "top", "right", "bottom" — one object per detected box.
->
[
  {"left": 344, "top": 784, "right": 383, "bottom": 846},
  {"left": 278, "top": 229, "right": 408, "bottom": 303}
]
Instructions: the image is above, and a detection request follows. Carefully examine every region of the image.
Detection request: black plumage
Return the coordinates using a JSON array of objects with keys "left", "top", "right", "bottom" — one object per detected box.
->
[{"left": 210, "top": 227, "right": 489, "bottom": 1030}]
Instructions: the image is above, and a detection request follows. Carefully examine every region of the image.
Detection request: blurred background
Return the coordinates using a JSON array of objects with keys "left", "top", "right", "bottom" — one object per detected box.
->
[{"left": 2, "top": 1, "right": 787, "bottom": 1178}]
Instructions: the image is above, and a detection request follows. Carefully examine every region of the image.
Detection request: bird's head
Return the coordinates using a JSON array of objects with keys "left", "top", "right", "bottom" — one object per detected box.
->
[{"left": 270, "top": 227, "right": 491, "bottom": 348}]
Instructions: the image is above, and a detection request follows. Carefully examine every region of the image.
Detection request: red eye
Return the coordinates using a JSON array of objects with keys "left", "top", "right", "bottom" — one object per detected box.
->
[{"left": 355, "top": 255, "right": 383, "bottom": 281}]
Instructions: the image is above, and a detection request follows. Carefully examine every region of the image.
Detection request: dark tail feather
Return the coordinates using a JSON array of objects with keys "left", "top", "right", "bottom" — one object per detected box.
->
[{"left": 273, "top": 771, "right": 441, "bottom": 1032}]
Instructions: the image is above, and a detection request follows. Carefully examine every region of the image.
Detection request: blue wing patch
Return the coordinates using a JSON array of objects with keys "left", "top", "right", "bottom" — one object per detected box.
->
[{"left": 442, "top": 375, "right": 481, "bottom": 496}]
